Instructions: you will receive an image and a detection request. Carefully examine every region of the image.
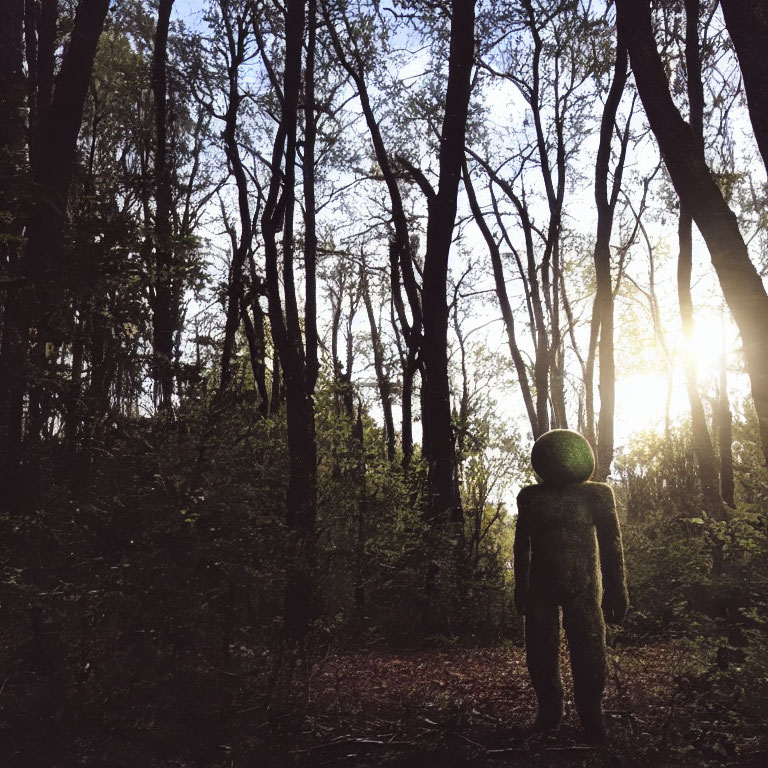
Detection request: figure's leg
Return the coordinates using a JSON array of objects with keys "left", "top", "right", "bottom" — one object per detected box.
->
[
  {"left": 525, "top": 598, "right": 563, "bottom": 730},
  {"left": 562, "top": 594, "right": 607, "bottom": 741}
]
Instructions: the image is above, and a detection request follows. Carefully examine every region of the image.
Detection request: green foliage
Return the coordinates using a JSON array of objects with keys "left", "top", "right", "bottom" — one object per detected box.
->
[
  {"left": 0, "top": 394, "right": 295, "bottom": 761},
  {"left": 2, "top": 368, "right": 524, "bottom": 762},
  {"left": 293, "top": 373, "right": 522, "bottom": 646},
  {"left": 614, "top": 428, "right": 703, "bottom": 522},
  {"left": 614, "top": 419, "right": 768, "bottom": 733},
  {"left": 1, "top": 377, "right": 524, "bottom": 757}
]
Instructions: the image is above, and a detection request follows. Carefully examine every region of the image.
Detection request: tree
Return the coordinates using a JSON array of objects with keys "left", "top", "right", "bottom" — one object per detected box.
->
[
  {"left": 718, "top": 311, "right": 735, "bottom": 508},
  {"left": 719, "top": 0, "right": 768, "bottom": 174},
  {"left": 259, "top": 0, "right": 320, "bottom": 639},
  {"left": 615, "top": 0, "right": 768, "bottom": 464},
  {"left": 587, "top": 21, "right": 630, "bottom": 481},
  {"left": 151, "top": 0, "right": 176, "bottom": 409},
  {"left": 463, "top": 161, "right": 538, "bottom": 436},
  {"left": 0, "top": 0, "right": 110, "bottom": 506},
  {"left": 209, "top": 0, "right": 261, "bottom": 395},
  {"left": 419, "top": 0, "right": 475, "bottom": 526},
  {"left": 0, "top": 0, "right": 27, "bottom": 493},
  {"left": 322, "top": 0, "right": 423, "bottom": 470},
  {"left": 471, "top": 0, "right": 601, "bottom": 439},
  {"left": 676, "top": 0, "right": 722, "bottom": 518},
  {"left": 360, "top": 258, "right": 397, "bottom": 463}
]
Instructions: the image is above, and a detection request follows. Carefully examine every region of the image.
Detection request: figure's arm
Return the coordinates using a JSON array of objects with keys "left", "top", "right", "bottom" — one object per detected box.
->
[
  {"left": 513, "top": 488, "right": 534, "bottom": 615},
  {"left": 592, "top": 484, "right": 629, "bottom": 624}
]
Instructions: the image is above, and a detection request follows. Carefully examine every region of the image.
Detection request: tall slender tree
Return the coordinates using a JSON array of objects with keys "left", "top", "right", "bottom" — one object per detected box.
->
[
  {"left": 215, "top": 0, "right": 259, "bottom": 395},
  {"left": 419, "top": 0, "right": 475, "bottom": 525},
  {"left": 0, "top": 0, "right": 110, "bottom": 505},
  {"left": 322, "top": 0, "right": 423, "bottom": 469},
  {"left": 0, "top": 0, "right": 26, "bottom": 496},
  {"left": 588, "top": 23, "right": 630, "bottom": 481},
  {"left": 616, "top": 0, "right": 768, "bottom": 464},
  {"left": 463, "top": 161, "right": 538, "bottom": 437},
  {"left": 360, "top": 259, "right": 396, "bottom": 463},
  {"left": 719, "top": 0, "right": 768, "bottom": 174},
  {"left": 260, "top": 0, "right": 320, "bottom": 639},
  {"left": 676, "top": 0, "right": 722, "bottom": 518},
  {"left": 151, "top": 0, "right": 176, "bottom": 409}
]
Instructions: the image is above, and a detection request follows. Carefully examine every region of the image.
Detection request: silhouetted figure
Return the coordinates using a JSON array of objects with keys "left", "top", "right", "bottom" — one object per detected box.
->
[{"left": 514, "top": 429, "right": 628, "bottom": 742}]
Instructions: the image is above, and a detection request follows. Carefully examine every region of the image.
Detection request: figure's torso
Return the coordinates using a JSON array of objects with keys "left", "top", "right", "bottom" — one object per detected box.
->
[{"left": 520, "top": 482, "right": 602, "bottom": 600}]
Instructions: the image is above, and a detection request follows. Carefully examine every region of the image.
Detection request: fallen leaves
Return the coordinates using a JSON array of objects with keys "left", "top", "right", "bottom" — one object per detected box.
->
[{"left": 260, "top": 641, "right": 765, "bottom": 767}]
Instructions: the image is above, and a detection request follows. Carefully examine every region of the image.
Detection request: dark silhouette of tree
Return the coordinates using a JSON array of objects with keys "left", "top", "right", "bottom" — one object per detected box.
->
[
  {"left": 586, "top": 25, "right": 629, "bottom": 481},
  {"left": 616, "top": 0, "right": 768, "bottom": 464},
  {"left": 677, "top": 0, "right": 723, "bottom": 519},
  {"left": 211, "top": 0, "right": 264, "bottom": 399},
  {"left": 322, "top": 0, "right": 423, "bottom": 470},
  {"left": 471, "top": 1, "right": 601, "bottom": 440},
  {"left": 463, "top": 161, "right": 538, "bottom": 436},
  {"left": 360, "top": 259, "right": 397, "bottom": 463},
  {"left": 0, "top": 0, "right": 26, "bottom": 494},
  {"left": 420, "top": 0, "right": 475, "bottom": 525},
  {"left": 260, "top": 0, "right": 320, "bottom": 639},
  {"left": 151, "top": 0, "right": 176, "bottom": 409},
  {"left": 465, "top": 148, "right": 550, "bottom": 438},
  {"left": 0, "top": 0, "right": 110, "bottom": 506},
  {"left": 718, "top": 313, "right": 735, "bottom": 508},
  {"left": 720, "top": 0, "right": 768, "bottom": 174}
]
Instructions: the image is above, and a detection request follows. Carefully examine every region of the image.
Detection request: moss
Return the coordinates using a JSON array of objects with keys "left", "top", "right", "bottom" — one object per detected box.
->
[
  {"left": 514, "top": 430, "right": 628, "bottom": 741},
  {"left": 531, "top": 429, "right": 595, "bottom": 487}
]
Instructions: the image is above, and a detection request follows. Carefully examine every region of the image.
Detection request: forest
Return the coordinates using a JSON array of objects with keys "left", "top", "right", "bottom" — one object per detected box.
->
[{"left": 1, "top": 0, "right": 768, "bottom": 765}]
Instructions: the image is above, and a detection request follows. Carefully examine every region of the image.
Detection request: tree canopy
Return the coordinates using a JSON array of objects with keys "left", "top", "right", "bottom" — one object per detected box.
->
[{"left": 2, "top": 1, "right": 768, "bottom": 765}]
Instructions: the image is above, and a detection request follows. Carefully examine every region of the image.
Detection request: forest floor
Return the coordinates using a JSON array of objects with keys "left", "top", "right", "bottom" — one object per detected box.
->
[
  {"left": 254, "top": 643, "right": 767, "bottom": 768},
  {"left": 5, "top": 640, "right": 768, "bottom": 767}
]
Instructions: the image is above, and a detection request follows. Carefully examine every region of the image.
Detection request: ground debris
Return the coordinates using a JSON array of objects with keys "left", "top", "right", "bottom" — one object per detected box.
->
[{"left": 254, "top": 642, "right": 763, "bottom": 767}]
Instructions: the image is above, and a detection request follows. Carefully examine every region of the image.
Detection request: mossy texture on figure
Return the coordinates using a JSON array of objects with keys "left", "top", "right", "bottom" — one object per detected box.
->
[
  {"left": 531, "top": 429, "right": 595, "bottom": 486},
  {"left": 514, "top": 430, "right": 628, "bottom": 742}
]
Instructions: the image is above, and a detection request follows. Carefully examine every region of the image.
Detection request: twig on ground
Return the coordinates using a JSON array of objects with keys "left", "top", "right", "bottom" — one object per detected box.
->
[{"left": 292, "top": 737, "right": 414, "bottom": 754}]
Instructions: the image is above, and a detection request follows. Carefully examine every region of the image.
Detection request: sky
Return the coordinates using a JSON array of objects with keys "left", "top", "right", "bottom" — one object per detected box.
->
[{"left": 162, "top": 0, "right": 762, "bottom": 489}]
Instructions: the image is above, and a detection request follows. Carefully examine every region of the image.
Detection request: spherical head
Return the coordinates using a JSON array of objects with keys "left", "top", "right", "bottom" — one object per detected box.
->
[{"left": 531, "top": 429, "right": 595, "bottom": 487}]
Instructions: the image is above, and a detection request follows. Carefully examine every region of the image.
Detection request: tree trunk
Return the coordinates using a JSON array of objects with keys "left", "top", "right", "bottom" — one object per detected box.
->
[
  {"left": 151, "top": 0, "right": 176, "bottom": 410},
  {"left": 324, "top": 1, "right": 423, "bottom": 466},
  {"left": 241, "top": 295, "right": 269, "bottom": 413},
  {"left": 465, "top": 150, "right": 550, "bottom": 437},
  {"left": 720, "top": 0, "right": 768, "bottom": 174},
  {"left": 261, "top": 0, "right": 317, "bottom": 640},
  {"left": 420, "top": 0, "right": 475, "bottom": 526},
  {"left": 675, "top": 0, "right": 723, "bottom": 520},
  {"left": 353, "top": 408, "right": 367, "bottom": 625},
  {"left": 0, "top": 0, "right": 24, "bottom": 175},
  {"left": 1, "top": 0, "right": 109, "bottom": 503},
  {"left": 270, "top": 342, "right": 282, "bottom": 413},
  {"left": 219, "top": 5, "right": 254, "bottom": 393},
  {"left": 25, "top": 0, "right": 57, "bottom": 169},
  {"left": 520, "top": 0, "right": 568, "bottom": 433},
  {"left": 401, "top": 351, "right": 417, "bottom": 470},
  {"left": 302, "top": 0, "right": 319, "bottom": 396},
  {"left": 718, "top": 312, "right": 735, "bottom": 508},
  {"left": 590, "top": 31, "right": 628, "bottom": 480},
  {"left": 28, "top": 0, "right": 109, "bottom": 317},
  {"left": 679, "top": 207, "right": 723, "bottom": 518},
  {"left": 548, "top": 239, "right": 567, "bottom": 430},
  {"left": 0, "top": 0, "right": 27, "bottom": 501},
  {"left": 616, "top": 0, "right": 768, "bottom": 465},
  {"left": 361, "top": 265, "right": 396, "bottom": 462},
  {"left": 463, "top": 161, "right": 538, "bottom": 437}
]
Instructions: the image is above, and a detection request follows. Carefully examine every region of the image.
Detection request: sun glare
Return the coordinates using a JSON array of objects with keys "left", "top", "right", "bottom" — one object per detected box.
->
[{"left": 614, "top": 309, "right": 739, "bottom": 443}]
